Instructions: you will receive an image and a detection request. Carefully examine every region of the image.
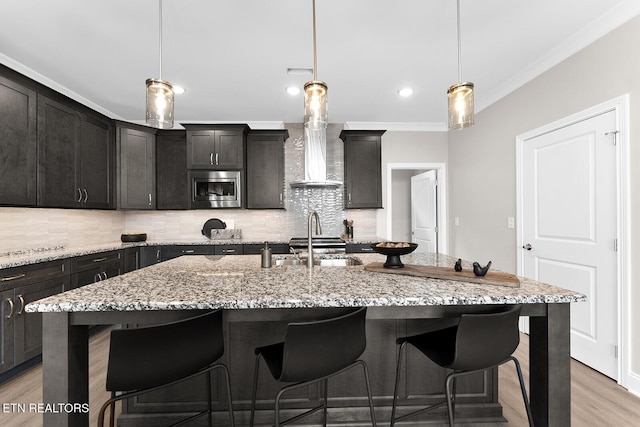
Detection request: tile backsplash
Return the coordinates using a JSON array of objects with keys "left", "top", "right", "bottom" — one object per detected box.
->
[
  {"left": 0, "top": 123, "right": 378, "bottom": 252},
  {"left": 0, "top": 207, "right": 125, "bottom": 252}
]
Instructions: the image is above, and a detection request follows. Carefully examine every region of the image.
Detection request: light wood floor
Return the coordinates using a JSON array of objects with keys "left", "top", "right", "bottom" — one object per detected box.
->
[{"left": 1, "top": 329, "right": 639, "bottom": 426}]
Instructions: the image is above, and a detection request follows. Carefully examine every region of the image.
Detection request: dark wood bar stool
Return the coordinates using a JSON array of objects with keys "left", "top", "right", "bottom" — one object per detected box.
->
[
  {"left": 390, "top": 304, "right": 534, "bottom": 426},
  {"left": 97, "top": 310, "right": 235, "bottom": 427},
  {"left": 249, "top": 306, "right": 377, "bottom": 427}
]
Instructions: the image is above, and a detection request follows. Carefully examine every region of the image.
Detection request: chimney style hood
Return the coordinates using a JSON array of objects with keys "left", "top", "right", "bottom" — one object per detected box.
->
[{"left": 290, "top": 126, "right": 342, "bottom": 188}]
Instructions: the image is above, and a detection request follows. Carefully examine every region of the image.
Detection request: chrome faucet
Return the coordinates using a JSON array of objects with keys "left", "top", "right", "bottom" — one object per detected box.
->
[{"left": 307, "top": 210, "right": 322, "bottom": 269}]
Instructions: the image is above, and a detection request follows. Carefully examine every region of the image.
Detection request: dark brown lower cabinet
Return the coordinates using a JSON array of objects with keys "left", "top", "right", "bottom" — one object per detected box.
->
[
  {"left": 0, "top": 260, "right": 69, "bottom": 375},
  {"left": 69, "top": 251, "right": 122, "bottom": 290},
  {"left": 117, "top": 313, "right": 501, "bottom": 426}
]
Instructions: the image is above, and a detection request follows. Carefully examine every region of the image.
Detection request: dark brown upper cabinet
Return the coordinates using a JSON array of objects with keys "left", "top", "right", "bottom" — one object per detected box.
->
[
  {"left": 184, "top": 124, "right": 248, "bottom": 170},
  {"left": 246, "top": 129, "right": 288, "bottom": 209},
  {"left": 156, "top": 130, "right": 189, "bottom": 209},
  {"left": 37, "top": 95, "right": 115, "bottom": 209},
  {"left": 118, "top": 125, "right": 156, "bottom": 210},
  {"left": 340, "top": 130, "right": 386, "bottom": 209},
  {"left": 0, "top": 75, "right": 37, "bottom": 206}
]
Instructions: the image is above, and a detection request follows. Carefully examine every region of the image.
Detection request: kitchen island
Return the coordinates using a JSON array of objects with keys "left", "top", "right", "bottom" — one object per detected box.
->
[{"left": 26, "top": 253, "right": 584, "bottom": 426}]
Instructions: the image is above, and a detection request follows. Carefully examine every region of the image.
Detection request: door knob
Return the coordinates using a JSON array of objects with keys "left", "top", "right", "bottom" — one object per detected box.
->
[{"left": 523, "top": 243, "right": 533, "bottom": 251}]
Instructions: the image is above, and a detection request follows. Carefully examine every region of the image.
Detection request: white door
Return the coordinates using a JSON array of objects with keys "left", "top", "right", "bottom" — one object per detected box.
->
[
  {"left": 521, "top": 110, "right": 618, "bottom": 379},
  {"left": 411, "top": 170, "right": 437, "bottom": 253}
]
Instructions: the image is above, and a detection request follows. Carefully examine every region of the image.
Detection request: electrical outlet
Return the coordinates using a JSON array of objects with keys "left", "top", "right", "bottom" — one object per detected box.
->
[
  {"left": 454, "top": 217, "right": 460, "bottom": 226},
  {"left": 507, "top": 217, "right": 515, "bottom": 229}
]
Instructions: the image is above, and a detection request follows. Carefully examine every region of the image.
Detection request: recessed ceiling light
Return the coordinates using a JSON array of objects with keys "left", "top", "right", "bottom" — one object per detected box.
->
[
  {"left": 398, "top": 88, "right": 413, "bottom": 97},
  {"left": 172, "top": 85, "right": 186, "bottom": 95},
  {"left": 286, "top": 86, "right": 301, "bottom": 95},
  {"left": 286, "top": 68, "right": 313, "bottom": 75}
]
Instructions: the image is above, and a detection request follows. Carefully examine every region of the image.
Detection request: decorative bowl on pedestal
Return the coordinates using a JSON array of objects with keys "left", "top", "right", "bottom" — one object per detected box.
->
[{"left": 370, "top": 242, "right": 418, "bottom": 268}]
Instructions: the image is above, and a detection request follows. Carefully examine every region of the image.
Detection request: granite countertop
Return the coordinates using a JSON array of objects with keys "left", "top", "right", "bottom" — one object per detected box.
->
[
  {"left": 25, "top": 253, "right": 586, "bottom": 313},
  {"left": 0, "top": 237, "right": 384, "bottom": 270}
]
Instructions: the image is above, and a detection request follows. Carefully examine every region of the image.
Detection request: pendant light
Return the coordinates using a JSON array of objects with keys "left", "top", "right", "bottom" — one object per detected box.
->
[
  {"left": 447, "top": 0, "right": 474, "bottom": 130},
  {"left": 304, "top": 0, "right": 328, "bottom": 128},
  {"left": 146, "top": 0, "right": 174, "bottom": 129}
]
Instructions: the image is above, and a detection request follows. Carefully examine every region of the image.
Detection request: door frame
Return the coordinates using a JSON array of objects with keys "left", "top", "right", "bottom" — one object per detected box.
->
[
  {"left": 515, "top": 94, "right": 631, "bottom": 388},
  {"left": 386, "top": 163, "right": 448, "bottom": 255}
]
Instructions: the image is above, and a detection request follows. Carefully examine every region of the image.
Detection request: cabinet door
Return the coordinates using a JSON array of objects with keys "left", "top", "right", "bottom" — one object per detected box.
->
[
  {"left": 341, "top": 130, "right": 385, "bottom": 209},
  {"left": 37, "top": 95, "right": 82, "bottom": 207},
  {"left": 123, "top": 248, "right": 139, "bottom": 273},
  {"left": 119, "top": 127, "right": 155, "bottom": 209},
  {"left": 79, "top": 116, "right": 115, "bottom": 209},
  {"left": 139, "top": 246, "right": 162, "bottom": 268},
  {"left": 14, "top": 276, "right": 67, "bottom": 364},
  {"left": 185, "top": 125, "right": 247, "bottom": 170},
  {"left": 246, "top": 131, "right": 287, "bottom": 209},
  {"left": 187, "top": 130, "right": 217, "bottom": 169},
  {"left": 215, "top": 130, "right": 244, "bottom": 169},
  {"left": 0, "top": 289, "right": 15, "bottom": 374},
  {"left": 157, "top": 131, "right": 189, "bottom": 209},
  {"left": 0, "top": 76, "right": 37, "bottom": 206}
]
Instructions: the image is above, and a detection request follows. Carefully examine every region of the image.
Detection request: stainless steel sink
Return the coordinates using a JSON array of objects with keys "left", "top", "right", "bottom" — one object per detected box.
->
[{"left": 274, "top": 256, "right": 362, "bottom": 267}]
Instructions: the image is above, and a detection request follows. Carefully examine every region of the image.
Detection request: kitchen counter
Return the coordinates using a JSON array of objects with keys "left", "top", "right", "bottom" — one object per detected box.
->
[
  {"left": 26, "top": 253, "right": 584, "bottom": 313},
  {"left": 0, "top": 237, "right": 383, "bottom": 269},
  {"left": 29, "top": 253, "right": 582, "bottom": 426}
]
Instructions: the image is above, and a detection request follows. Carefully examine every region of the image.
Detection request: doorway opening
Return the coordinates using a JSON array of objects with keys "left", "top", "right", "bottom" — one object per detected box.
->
[{"left": 386, "top": 163, "right": 448, "bottom": 255}]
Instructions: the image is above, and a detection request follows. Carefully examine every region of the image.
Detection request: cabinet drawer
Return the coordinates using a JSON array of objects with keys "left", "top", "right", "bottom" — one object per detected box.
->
[
  {"left": 161, "top": 245, "right": 214, "bottom": 261},
  {"left": 346, "top": 243, "right": 376, "bottom": 253},
  {"left": 243, "top": 243, "right": 289, "bottom": 255},
  {"left": 71, "top": 251, "right": 121, "bottom": 274},
  {"left": 0, "top": 259, "right": 69, "bottom": 289},
  {"left": 214, "top": 244, "right": 243, "bottom": 255}
]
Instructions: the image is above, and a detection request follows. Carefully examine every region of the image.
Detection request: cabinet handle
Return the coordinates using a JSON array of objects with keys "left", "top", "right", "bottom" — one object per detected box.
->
[
  {"left": 222, "top": 249, "right": 236, "bottom": 254},
  {"left": 280, "top": 193, "right": 283, "bottom": 204},
  {"left": 1, "top": 273, "right": 26, "bottom": 282},
  {"left": 348, "top": 193, "right": 352, "bottom": 204},
  {"left": 83, "top": 188, "right": 88, "bottom": 203},
  {"left": 5, "top": 298, "right": 14, "bottom": 319},
  {"left": 210, "top": 153, "right": 214, "bottom": 165},
  {"left": 156, "top": 249, "right": 161, "bottom": 261},
  {"left": 182, "top": 250, "right": 195, "bottom": 254},
  {"left": 215, "top": 153, "right": 219, "bottom": 165},
  {"left": 17, "top": 295, "right": 25, "bottom": 315},
  {"left": 92, "top": 257, "right": 108, "bottom": 263},
  {"left": 77, "top": 188, "right": 83, "bottom": 203},
  {"left": 148, "top": 193, "right": 152, "bottom": 206}
]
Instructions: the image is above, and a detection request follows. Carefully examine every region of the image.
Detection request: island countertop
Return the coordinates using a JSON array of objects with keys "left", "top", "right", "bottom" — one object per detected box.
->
[{"left": 25, "top": 252, "right": 585, "bottom": 313}]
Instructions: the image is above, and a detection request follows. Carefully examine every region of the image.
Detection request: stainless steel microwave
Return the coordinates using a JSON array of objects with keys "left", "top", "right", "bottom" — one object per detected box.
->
[{"left": 190, "top": 170, "right": 242, "bottom": 208}]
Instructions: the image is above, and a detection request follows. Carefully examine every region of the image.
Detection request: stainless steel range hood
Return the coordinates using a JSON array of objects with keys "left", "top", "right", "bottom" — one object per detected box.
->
[{"left": 290, "top": 126, "right": 342, "bottom": 188}]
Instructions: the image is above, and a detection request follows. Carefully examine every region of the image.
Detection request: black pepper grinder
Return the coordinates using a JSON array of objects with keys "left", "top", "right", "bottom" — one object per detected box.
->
[{"left": 261, "top": 242, "right": 272, "bottom": 268}]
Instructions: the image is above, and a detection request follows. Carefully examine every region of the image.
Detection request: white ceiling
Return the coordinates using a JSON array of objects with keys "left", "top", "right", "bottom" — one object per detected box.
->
[{"left": 1, "top": 0, "right": 639, "bottom": 130}]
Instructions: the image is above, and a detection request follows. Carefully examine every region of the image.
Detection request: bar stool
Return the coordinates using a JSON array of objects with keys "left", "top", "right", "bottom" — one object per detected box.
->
[
  {"left": 249, "top": 307, "right": 377, "bottom": 426},
  {"left": 390, "top": 304, "right": 534, "bottom": 426},
  {"left": 97, "top": 310, "right": 234, "bottom": 427}
]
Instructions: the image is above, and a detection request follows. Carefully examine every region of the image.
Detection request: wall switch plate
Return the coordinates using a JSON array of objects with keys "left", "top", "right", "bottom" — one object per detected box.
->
[
  {"left": 454, "top": 217, "right": 460, "bottom": 226},
  {"left": 507, "top": 217, "right": 515, "bottom": 229}
]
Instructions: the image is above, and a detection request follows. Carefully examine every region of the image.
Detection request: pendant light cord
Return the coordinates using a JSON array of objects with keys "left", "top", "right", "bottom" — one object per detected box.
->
[
  {"left": 312, "top": 0, "right": 318, "bottom": 81},
  {"left": 456, "top": 0, "right": 462, "bottom": 83},
  {"left": 159, "top": 0, "right": 163, "bottom": 80}
]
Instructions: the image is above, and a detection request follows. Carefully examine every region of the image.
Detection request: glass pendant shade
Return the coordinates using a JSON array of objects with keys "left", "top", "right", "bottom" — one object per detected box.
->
[
  {"left": 304, "top": 81, "right": 328, "bottom": 128},
  {"left": 447, "top": 81, "right": 474, "bottom": 130},
  {"left": 146, "top": 78, "right": 174, "bottom": 129}
]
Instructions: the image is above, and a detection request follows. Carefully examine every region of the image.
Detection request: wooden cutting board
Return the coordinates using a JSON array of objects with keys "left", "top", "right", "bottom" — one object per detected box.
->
[{"left": 363, "top": 262, "right": 520, "bottom": 288}]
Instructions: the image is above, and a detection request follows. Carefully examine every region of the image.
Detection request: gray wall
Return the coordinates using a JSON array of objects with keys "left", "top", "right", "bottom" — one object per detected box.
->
[
  {"left": 377, "top": 131, "right": 449, "bottom": 239},
  {"left": 448, "top": 16, "right": 640, "bottom": 384}
]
